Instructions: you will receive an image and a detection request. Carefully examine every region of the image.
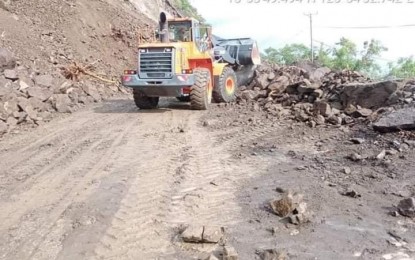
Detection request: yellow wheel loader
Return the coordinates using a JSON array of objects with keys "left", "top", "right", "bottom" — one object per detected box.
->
[{"left": 122, "top": 12, "right": 261, "bottom": 110}]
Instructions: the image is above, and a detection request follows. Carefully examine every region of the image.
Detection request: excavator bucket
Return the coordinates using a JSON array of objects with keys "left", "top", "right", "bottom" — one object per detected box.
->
[{"left": 212, "top": 36, "right": 261, "bottom": 66}]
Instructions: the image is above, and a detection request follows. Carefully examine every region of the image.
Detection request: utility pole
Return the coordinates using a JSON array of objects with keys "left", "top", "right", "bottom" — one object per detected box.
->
[{"left": 304, "top": 12, "right": 317, "bottom": 63}]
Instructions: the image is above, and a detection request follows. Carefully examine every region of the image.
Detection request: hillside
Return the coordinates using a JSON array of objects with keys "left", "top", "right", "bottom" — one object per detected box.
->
[{"left": 0, "top": 0, "right": 180, "bottom": 132}]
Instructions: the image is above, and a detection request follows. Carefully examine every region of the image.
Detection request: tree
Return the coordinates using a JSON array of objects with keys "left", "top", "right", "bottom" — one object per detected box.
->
[
  {"left": 262, "top": 44, "right": 310, "bottom": 65},
  {"left": 330, "top": 37, "right": 358, "bottom": 70},
  {"left": 356, "top": 39, "right": 388, "bottom": 77},
  {"left": 263, "top": 37, "right": 389, "bottom": 79},
  {"left": 388, "top": 57, "right": 415, "bottom": 78}
]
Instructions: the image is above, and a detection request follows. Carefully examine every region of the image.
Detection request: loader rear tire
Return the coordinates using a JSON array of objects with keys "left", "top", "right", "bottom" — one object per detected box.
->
[
  {"left": 133, "top": 89, "right": 159, "bottom": 109},
  {"left": 213, "top": 66, "right": 237, "bottom": 103},
  {"left": 190, "top": 68, "right": 212, "bottom": 110}
]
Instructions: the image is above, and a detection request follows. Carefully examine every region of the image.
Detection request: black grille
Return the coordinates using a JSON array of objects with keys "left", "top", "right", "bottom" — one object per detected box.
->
[{"left": 139, "top": 49, "right": 173, "bottom": 79}]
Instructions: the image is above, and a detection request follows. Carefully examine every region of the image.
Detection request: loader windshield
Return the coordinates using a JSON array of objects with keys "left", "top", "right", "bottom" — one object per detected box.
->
[{"left": 169, "top": 21, "right": 192, "bottom": 42}]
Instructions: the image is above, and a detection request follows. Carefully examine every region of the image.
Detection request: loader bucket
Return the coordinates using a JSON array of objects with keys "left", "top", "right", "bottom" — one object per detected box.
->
[{"left": 212, "top": 36, "right": 261, "bottom": 66}]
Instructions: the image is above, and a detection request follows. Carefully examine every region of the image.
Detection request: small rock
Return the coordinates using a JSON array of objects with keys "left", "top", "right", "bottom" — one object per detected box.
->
[
  {"left": 28, "top": 87, "right": 53, "bottom": 102},
  {"left": 275, "top": 187, "right": 286, "bottom": 193},
  {"left": 289, "top": 212, "right": 310, "bottom": 225},
  {"left": 260, "top": 249, "right": 287, "bottom": 260},
  {"left": 314, "top": 101, "right": 332, "bottom": 117},
  {"left": 315, "top": 115, "right": 325, "bottom": 125},
  {"left": 181, "top": 225, "right": 224, "bottom": 244},
  {"left": 53, "top": 94, "right": 72, "bottom": 113},
  {"left": 19, "top": 80, "right": 30, "bottom": 91},
  {"left": 352, "top": 108, "right": 373, "bottom": 118},
  {"left": 386, "top": 150, "right": 398, "bottom": 155},
  {"left": 0, "top": 48, "right": 16, "bottom": 72},
  {"left": 203, "top": 226, "right": 224, "bottom": 243},
  {"left": 290, "top": 229, "right": 299, "bottom": 236},
  {"left": 6, "top": 116, "right": 18, "bottom": 127},
  {"left": 350, "top": 138, "right": 365, "bottom": 144},
  {"left": 0, "top": 120, "right": 8, "bottom": 135},
  {"left": 312, "top": 89, "right": 324, "bottom": 98},
  {"left": 34, "top": 74, "right": 54, "bottom": 88},
  {"left": 270, "top": 192, "right": 303, "bottom": 217},
  {"left": 342, "top": 189, "right": 361, "bottom": 198},
  {"left": 203, "top": 254, "right": 219, "bottom": 260},
  {"left": 397, "top": 197, "right": 415, "bottom": 218},
  {"left": 223, "top": 245, "right": 238, "bottom": 260},
  {"left": 181, "top": 226, "right": 203, "bottom": 243},
  {"left": 25, "top": 106, "right": 38, "bottom": 120},
  {"left": 376, "top": 150, "right": 386, "bottom": 160},
  {"left": 4, "top": 69, "right": 18, "bottom": 80},
  {"left": 327, "top": 115, "right": 342, "bottom": 125},
  {"left": 343, "top": 167, "right": 352, "bottom": 174},
  {"left": 404, "top": 98, "right": 413, "bottom": 104},
  {"left": 3, "top": 100, "right": 19, "bottom": 116},
  {"left": 348, "top": 153, "right": 362, "bottom": 162}
]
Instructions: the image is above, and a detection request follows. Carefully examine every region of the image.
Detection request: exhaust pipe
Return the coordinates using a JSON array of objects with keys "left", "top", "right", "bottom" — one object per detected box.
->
[{"left": 159, "top": 12, "right": 169, "bottom": 43}]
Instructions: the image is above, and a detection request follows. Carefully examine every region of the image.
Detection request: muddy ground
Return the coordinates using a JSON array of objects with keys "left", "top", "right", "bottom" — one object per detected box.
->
[{"left": 0, "top": 97, "right": 414, "bottom": 260}]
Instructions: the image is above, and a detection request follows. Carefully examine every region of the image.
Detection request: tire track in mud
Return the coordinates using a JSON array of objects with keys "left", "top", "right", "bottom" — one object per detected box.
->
[
  {"left": 92, "top": 110, "right": 192, "bottom": 259},
  {"left": 0, "top": 115, "right": 127, "bottom": 199},
  {"left": 0, "top": 110, "right": 140, "bottom": 260},
  {"left": 0, "top": 111, "right": 112, "bottom": 173},
  {"left": 213, "top": 124, "right": 277, "bottom": 150}
]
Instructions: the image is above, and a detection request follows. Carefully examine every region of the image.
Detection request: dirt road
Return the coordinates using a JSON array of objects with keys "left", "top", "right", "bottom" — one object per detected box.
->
[
  {"left": 0, "top": 98, "right": 414, "bottom": 260},
  {"left": 0, "top": 98, "right": 264, "bottom": 259}
]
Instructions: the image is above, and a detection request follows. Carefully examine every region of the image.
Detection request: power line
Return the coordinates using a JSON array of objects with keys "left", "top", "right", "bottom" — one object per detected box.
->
[{"left": 318, "top": 24, "right": 415, "bottom": 29}]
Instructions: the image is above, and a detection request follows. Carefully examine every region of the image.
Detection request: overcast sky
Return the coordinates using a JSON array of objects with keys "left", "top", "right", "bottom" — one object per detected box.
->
[{"left": 189, "top": 0, "right": 415, "bottom": 63}]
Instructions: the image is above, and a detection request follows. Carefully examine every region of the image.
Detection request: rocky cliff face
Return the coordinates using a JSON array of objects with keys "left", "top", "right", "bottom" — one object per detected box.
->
[{"left": 129, "top": 0, "right": 182, "bottom": 21}]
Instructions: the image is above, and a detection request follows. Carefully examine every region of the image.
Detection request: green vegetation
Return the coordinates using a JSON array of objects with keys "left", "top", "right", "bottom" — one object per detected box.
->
[
  {"left": 388, "top": 57, "right": 415, "bottom": 79},
  {"left": 173, "top": 0, "right": 205, "bottom": 22},
  {"left": 262, "top": 37, "right": 415, "bottom": 79},
  {"left": 262, "top": 44, "right": 310, "bottom": 65}
]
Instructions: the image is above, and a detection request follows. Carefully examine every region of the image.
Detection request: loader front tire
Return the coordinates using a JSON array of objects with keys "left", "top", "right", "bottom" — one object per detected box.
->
[
  {"left": 176, "top": 96, "right": 190, "bottom": 102},
  {"left": 213, "top": 66, "right": 237, "bottom": 103},
  {"left": 190, "top": 68, "right": 212, "bottom": 110},
  {"left": 133, "top": 89, "right": 159, "bottom": 109}
]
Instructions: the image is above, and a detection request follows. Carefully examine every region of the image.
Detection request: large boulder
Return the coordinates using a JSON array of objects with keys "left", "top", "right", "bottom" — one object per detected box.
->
[
  {"left": 268, "top": 76, "right": 289, "bottom": 94},
  {"left": 255, "top": 73, "right": 271, "bottom": 90},
  {"left": 0, "top": 48, "right": 16, "bottom": 72},
  {"left": 312, "top": 67, "right": 331, "bottom": 82},
  {"left": 340, "top": 81, "right": 398, "bottom": 109},
  {"left": 373, "top": 107, "right": 415, "bottom": 133}
]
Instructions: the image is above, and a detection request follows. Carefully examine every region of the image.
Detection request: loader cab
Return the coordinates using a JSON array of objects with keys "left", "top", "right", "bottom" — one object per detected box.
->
[
  {"left": 167, "top": 18, "right": 212, "bottom": 51},
  {"left": 168, "top": 20, "right": 192, "bottom": 42}
]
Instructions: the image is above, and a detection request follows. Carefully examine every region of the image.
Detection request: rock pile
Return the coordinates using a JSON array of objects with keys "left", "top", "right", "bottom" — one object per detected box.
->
[
  {"left": 0, "top": 48, "right": 122, "bottom": 135},
  {"left": 238, "top": 63, "right": 414, "bottom": 127}
]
